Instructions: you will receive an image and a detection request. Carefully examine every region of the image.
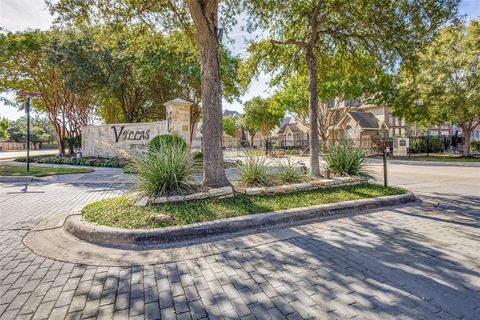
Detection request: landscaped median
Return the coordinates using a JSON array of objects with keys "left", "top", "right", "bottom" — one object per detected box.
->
[{"left": 67, "top": 183, "right": 414, "bottom": 249}]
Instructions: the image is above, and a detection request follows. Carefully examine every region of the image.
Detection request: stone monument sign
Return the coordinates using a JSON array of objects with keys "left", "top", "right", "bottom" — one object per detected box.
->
[{"left": 81, "top": 98, "right": 192, "bottom": 158}]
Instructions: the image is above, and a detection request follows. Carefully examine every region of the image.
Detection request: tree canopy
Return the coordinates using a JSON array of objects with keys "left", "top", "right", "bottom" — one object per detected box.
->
[
  {"left": 0, "top": 30, "right": 96, "bottom": 155},
  {"left": 48, "top": 0, "right": 245, "bottom": 187},
  {"left": 243, "top": 96, "right": 284, "bottom": 142},
  {"left": 242, "top": 0, "right": 459, "bottom": 175},
  {"left": 222, "top": 116, "right": 237, "bottom": 137},
  {"left": 6, "top": 116, "right": 56, "bottom": 148},
  {"left": 392, "top": 19, "right": 480, "bottom": 156},
  {"left": 48, "top": 25, "right": 242, "bottom": 123},
  {"left": 0, "top": 118, "right": 8, "bottom": 139}
]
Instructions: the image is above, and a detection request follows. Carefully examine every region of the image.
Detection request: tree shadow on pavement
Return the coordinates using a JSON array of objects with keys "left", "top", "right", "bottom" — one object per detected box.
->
[{"left": 217, "top": 199, "right": 480, "bottom": 319}]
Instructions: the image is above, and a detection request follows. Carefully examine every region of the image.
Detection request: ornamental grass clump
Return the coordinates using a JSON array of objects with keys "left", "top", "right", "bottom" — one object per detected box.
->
[
  {"left": 276, "top": 157, "right": 304, "bottom": 183},
  {"left": 323, "top": 144, "right": 370, "bottom": 177},
  {"left": 132, "top": 139, "right": 194, "bottom": 197},
  {"left": 239, "top": 153, "right": 271, "bottom": 186}
]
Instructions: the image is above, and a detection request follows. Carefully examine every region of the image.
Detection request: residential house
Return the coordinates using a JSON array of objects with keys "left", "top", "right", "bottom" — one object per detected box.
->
[
  {"left": 329, "top": 101, "right": 461, "bottom": 145},
  {"left": 275, "top": 117, "right": 310, "bottom": 148}
]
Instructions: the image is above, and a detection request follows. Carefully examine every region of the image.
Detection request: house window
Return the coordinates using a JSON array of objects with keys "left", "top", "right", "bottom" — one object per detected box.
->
[
  {"left": 345, "top": 126, "right": 353, "bottom": 141},
  {"left": 388, "top": 113, "right": 395, "bottom": 126},
  {"left": 335, "top": 110, "right": 341, "bottom": 123}
]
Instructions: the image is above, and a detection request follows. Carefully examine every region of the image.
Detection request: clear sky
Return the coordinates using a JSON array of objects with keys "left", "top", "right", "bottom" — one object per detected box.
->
[{"left": 1, "top": 0, "right": 479, "bottom": 120}]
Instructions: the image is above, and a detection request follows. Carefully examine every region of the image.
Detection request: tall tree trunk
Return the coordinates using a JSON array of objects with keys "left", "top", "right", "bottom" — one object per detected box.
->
[
  {"left": 306, "top": 47, "right": 321, "bottom": 176},
  {"left": 50, "top": 116, "right": 65, "bottom": 156},
  {"left": 56, "top": 134, "right": 66, "bottom": 156},
  {"left": 462, "top": 126, "right": 472, "bottom": 157},
  {"left": 188, "top": 0, "right": 229, "bottom": 187}
]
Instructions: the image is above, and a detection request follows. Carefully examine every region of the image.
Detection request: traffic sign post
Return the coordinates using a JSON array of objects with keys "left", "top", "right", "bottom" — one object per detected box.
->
[
  {"left": 16, "top": 91, "right": 42, "bottom": 172},
  {"left": 26, "top": 97, "right": 31, "bottom": 171}
]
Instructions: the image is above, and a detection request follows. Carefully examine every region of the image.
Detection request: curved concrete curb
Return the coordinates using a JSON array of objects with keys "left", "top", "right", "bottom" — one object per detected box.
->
[{"left": 65, "top": 191, "right": 416, "bottom": 249}]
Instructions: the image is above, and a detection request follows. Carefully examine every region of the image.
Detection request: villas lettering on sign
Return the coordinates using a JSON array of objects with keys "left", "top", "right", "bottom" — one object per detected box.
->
[{"left": 111, "top": 125, "right": 151, "bottom": 143}]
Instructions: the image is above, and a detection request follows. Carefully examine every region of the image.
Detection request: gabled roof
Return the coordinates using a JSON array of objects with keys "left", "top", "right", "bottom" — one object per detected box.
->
[
  {"left": 223, "top": 110, "right": 241, "bottom": 117},
  {"left": 336, "top": 111, "right": 384, "bottom": 130},
  {"left": 277, "top": 117, "right": 292, "bottom": 129},
  {"left": 348, "top": 112, "right": 380, "bottom": 129},
  {"left": 277, "top": 123, "right": 298, "bottom": 135}
]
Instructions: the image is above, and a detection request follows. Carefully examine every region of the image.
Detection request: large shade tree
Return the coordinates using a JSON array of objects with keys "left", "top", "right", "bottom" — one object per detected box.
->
[
  {"left": 243, "top": 96, "right": 284, "bottom": 146},
  {"left": 49, "top": 0, "right": 241, "bottom": 187},
  {"left": 243, "top": 0, "right": 459, "bottom": 176},
  {"left": 393, "top": 20, "right": 480, "bottom": 156},
  {"left": 269, "top": 52, "right": 392, "bottom": 147},
  {"left": 6, "top": 116, "right": 56, "bottom": 149},
  {"left": 49, "top": 25, "right": 241, "bottom": 121},
  {"left": 0, "top": 30, "right": 97, "bottom": 155}
]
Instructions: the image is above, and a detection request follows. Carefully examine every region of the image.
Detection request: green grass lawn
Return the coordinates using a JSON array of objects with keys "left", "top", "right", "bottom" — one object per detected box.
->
[
  {"left": 390, "top": 155, "right": 480, "bottom": 162},
  {"left": 0, "top": 164, "right": 94, "bottom": 177},
  {"left": 83, "top": 183, "right": 406, "bottom": 229}
]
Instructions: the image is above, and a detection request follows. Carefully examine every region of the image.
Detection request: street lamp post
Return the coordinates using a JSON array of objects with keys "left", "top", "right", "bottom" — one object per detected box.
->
[
  {"left": 26, "top": 97, "right": 31, "bottom": 171},
  {"left": 16, "top": 90, "right": 42, "bottom": 173}
]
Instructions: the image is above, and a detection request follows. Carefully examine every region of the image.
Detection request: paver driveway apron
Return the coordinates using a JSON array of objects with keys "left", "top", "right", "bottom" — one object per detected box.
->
[{"left": 0, "top": 161, "right": 479, "bottom": 320}]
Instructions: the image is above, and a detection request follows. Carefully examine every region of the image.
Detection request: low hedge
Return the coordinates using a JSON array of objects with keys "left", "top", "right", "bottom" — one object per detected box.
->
[{"left": 15, "top": 156, "right": 128, "bottom": 168}]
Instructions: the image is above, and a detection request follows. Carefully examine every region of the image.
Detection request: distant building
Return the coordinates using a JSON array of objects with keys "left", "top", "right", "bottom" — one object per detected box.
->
[
  {"left": 271, "top": 100, "right": 468, "bottom": 148},
  {"left": 275, "top": 117, "right": 310, "bottom": 148},
  {"left": 223, "top": 110, "right": 241, "bottom": 120},
  {"left": 329, "top": 102, "right": 462, "bottom": 144}
]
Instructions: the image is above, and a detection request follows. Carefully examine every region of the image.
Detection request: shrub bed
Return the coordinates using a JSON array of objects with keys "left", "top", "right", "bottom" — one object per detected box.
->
[{"left": 15, "top": 156, "right": 128, "bottom": 168}]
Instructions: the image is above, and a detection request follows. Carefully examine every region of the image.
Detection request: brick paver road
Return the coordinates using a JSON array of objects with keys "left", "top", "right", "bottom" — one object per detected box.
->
[{"left": 0, "top": 163, "right": 479, "bottom": 319}]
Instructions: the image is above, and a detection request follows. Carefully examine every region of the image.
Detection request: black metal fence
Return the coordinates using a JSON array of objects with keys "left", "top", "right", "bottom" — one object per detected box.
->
[{"left": 227, "top": 135, "right": 477, "bottom": 157}]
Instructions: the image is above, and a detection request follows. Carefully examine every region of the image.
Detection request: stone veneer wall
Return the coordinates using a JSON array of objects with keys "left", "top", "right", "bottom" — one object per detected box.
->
[
  {"left": 165, "top": 102, "right": 191, "bottom": 144},
  {"left": 82, "top": 99, "right": 193, "bottom": 158},
  {"left": 81, "top": 121, "right": 169, "bottom": 158}
]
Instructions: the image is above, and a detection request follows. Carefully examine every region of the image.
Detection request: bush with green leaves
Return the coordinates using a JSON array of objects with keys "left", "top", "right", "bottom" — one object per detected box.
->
[
  {"left": 276, "top": 158, "right": 304, "bottom": 183},
  {"left": 471, "top": 140, "right": 480, "bottom": 153},
  {"left": 323, "top": 144, "right": 370, "bottom": 177},
  {"left": 65, "top": 135, "right": 81, "bottom": 154},
  {"left": 15, "top": 155, "right": 126, "bottom": 168},
  {"left": 132, "top": 139, "right": 194, "bottom": 197},
  {"left": 148, "top": 134, "right": 188, "bottom": 153},
  {"left": 239, "top": 154, "right": 271, "bottom": 186}
]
